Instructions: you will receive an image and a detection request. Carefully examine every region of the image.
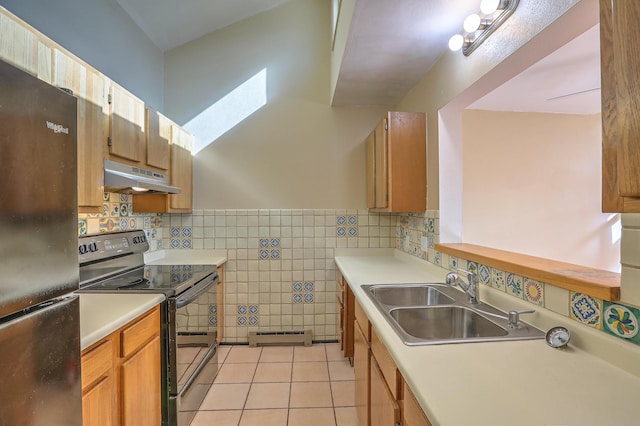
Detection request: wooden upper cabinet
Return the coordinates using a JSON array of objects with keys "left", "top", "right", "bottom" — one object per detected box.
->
[
  {"left": 600, "top": 0, "right": 640, "bottom": 212},
  {"left": 132, "top": 124, "right": 193, "bottom": 213},
  {"left": 366, "top": 112, "right": 426, "bottom": 212},
  {"left": 169, "top": 125, "right": 193, "bottom": 211},
  {"left": 108, "top": 82, "right": 145, "bottom": 164},
  {"left": 0, "top": 8, "right": 52, "bottom": 83},
  {"left": 366, "top": 131, "right": 376, "bottom": 209},
  {"left": 146, "top": 108, "right": 171, "bottom": 170},
  {"left": 52, "top": 49, "right": 106, "bottom": 212}
]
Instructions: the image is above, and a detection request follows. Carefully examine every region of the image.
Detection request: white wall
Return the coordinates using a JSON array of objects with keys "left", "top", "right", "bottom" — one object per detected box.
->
[
  {"left": 462, "top": 110, "right": 619, "bottom": 271},
  {"left": 164, "top": 0, "right": 388, "bottom": 209},
  {"left": 0, "top": 0, "right": 164, "bottom": 110}
]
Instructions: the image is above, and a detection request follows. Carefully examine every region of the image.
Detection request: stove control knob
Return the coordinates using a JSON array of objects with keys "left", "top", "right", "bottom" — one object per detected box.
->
[
  {"left": 89, "top": 242, "right": 98, "bottom": 253},
  {"left": 78, "top": 244, "right": 87, "bottom": 255}
]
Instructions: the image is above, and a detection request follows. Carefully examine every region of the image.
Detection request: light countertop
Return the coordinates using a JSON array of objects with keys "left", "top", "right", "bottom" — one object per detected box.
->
[
  {"left": 335, "top": 250, "right": 640, "bottom": 425},
  {"left": 144, "top": 249, "right": 227, "bottom": 266},
  {"left": 79, "top": 293, "right": 165, "bottom": 350}
]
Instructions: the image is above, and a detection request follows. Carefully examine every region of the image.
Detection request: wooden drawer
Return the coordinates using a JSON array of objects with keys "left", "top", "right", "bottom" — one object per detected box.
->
[
  {"left": 403, "top": 382, "right": 433, "bottom": 426},
  {"left": 370, "top": 357, "right": 400, "bottom": 426},
  {"left": 371, "top": 327, "right": 400, "bottom": 399},
  {"left": 354, "top": 298, "right": 370, "bottom": 342},
  {"left": 81, "top": 339, "right": 113, "bottom": 392},
  {"left": 120, "top": 306, "right": 160, "bottom": 358}
]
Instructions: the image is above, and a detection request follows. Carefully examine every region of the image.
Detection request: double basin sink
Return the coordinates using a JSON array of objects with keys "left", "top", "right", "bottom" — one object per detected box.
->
[{"left": 363, "top": 283, "right": 545, "bottom": 345}]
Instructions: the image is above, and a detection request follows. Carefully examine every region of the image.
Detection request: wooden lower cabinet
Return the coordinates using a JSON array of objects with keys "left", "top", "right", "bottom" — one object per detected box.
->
[
  {"left": 81, "top": 338, "right": 116, "bottom": 426},
  {"left": 81, "top": 305, "right": 161, "bottom": 426},
  {"left": 354, "top": 318, "right": 370, "bottom": 426},
  {"left": 370, "top": 358, "right": 400, "bottom": 426},
  {"left": 121, "top": 336, "right": 161, "bottom": 426},
  {"left": 403, "top": 382, "right": 432, "bottom": 426}
]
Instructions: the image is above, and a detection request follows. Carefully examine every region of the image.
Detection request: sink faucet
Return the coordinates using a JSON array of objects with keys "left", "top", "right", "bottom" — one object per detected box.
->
[{"left": 445, "top": 270, "right": 479, "bottom": 304}]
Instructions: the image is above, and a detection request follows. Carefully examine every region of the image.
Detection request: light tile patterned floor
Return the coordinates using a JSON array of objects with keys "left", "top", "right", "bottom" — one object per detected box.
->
[{"left": 192, "top": 343, "right": 356, "bottom": 426}]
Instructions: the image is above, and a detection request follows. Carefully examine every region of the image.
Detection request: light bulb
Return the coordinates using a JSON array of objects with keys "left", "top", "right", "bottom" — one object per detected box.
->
[
  {"left": 448, "top": 34, "right": 464, "bottom": 52},
  {"left": 131, "top": 187, "right": 149, "bottom": 192},
  {"left": 480, "top": 0, "right": 501, "bottom": 15},
  {"left": 463, "top": 14, "right": 481, "bottom": 33}
]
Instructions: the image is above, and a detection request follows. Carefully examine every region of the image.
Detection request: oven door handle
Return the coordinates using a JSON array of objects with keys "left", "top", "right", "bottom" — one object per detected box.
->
[{"left": 175, "top": 273, "right": 219, "bottom": 308}]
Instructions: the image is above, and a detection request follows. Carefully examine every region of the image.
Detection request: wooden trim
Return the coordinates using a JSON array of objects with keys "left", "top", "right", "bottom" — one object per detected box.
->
[{"left": 436, "top": 243, "right": 620, "bottom": 301}]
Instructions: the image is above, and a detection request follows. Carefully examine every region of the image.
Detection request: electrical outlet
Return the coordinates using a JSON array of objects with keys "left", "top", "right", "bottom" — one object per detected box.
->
[{"left": 421, "top": 235, "right": 428, "bottom": 251}]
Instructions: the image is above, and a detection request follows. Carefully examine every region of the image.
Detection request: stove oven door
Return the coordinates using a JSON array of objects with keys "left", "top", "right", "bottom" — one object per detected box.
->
[{"left": 168, "top": 272, "right": 219, "bottom": 426}]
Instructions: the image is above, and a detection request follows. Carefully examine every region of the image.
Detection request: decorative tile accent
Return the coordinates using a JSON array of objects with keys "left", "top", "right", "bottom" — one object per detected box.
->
[
  {"left": 171, "top": 227, "right": 181, "bottom": 238},
  {"left": 603, "top": 302, "right": 640, "bottom": 342},
  {"left": 570, "top": 292, "right": 601, "bottom": 329},
  {"left": 449, "top": 256, "right": 458, "bottom": 271},
  {"left": 293, "top": 281, "right": 314, "bottom": 304},
  {"left": 478, "top": 264, "right": 491, "bottom": 285},
  {"left": 466, "top": 261, "right": 478, "bottom": 274},
  {"left": 120, "top": 218, "right": 130, "bottom": 230},
  {"left": 490, "top": 268, "right": 505, "bottom": 291},
  {"left": 209, "top": 304, "right": 218, "bottom": 326},
  {"left": 119, "top": 203, "right": 129, "bottom": 216},
  {"left": 506, "top": 273, "right": 523, "bottom": 298},
  {"left": 258, "top": 238, "right": 281, "bottom": 260},
  {"left": 236, "top": 304, "right": 259, "bottom": 327},
  {"left": 78, "top": 219, "right": 88, "bottom": 236},
  {"left": 336, "top": 216, "right": 358, "bottom": 238},
  {"left": 524, "top": 279, "right": 544, "bottom": 306},
  {"left": 99, "top": 218, "right": 119, "bottom": 233},
  {"left": 434, "top": 251, "right": 441, "bottom": 266}
]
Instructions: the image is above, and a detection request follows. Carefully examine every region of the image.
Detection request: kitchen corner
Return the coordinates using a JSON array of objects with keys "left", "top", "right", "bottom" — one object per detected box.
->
[{"left": 335, "top": 249, "right": 640, "bottom": 425}]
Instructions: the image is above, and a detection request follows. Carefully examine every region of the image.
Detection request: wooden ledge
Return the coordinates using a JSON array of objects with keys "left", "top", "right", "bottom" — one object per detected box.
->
[{"left": 435, "top": 243, "right": 620, "bottom": 301}]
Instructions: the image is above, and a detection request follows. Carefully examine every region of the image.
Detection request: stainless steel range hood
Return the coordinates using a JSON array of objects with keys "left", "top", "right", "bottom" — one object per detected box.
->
[{"left": 104, "top": 159, "right": 181, "bottom": 194}]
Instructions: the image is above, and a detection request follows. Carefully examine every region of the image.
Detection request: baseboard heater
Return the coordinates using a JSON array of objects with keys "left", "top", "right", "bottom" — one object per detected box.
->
[{"left": 248, "top": 330, "right": 312, "bottom": 347}]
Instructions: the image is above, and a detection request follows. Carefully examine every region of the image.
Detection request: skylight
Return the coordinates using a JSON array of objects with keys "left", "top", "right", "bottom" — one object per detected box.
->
[{"left": 185, "top": 68, "right": 267, "bottom": 154}]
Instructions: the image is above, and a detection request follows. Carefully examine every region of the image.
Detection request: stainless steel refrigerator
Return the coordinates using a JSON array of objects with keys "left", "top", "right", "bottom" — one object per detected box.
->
[{"left": 0, "top": 58, "right": 82, "bottom": 425}]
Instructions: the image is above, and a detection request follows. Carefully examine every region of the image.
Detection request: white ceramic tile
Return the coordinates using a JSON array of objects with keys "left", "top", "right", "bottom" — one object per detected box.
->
[
  {"left": 543, "top": 284, "right": 570, "bottom": 317},
  {"left": 621, "top": 228, "right": 640, "bottom": 267},
  {"left": 621, "top": 266, "right": 640, "bottom": 307}
]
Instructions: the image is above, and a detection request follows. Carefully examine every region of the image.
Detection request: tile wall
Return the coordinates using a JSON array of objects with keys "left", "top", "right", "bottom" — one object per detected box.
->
[
  {"left": 79, "top": 196, "right": 397, "bottom": 343},
  {"left": 395, "top": 211, "right": 640, "bottom": 348},
  {"left": 80, "top": 197, "right": 640, "bottom": 347}
]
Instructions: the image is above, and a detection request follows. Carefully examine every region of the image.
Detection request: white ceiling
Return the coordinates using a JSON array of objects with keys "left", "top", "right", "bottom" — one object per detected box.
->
[
  {"left": 114, "top": 0, "right": 600, "bottom": 112},
  {"left": 468, "top": 24, "right": 601, "bottom": 115},
  {"left": 115, "top": 0, "right": 291, "bottom": 51}
]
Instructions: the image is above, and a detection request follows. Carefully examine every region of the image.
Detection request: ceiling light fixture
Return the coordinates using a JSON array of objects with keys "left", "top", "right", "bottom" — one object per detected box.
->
[{"left": 448, "top": 0, "right": 519, "bottom": 56}]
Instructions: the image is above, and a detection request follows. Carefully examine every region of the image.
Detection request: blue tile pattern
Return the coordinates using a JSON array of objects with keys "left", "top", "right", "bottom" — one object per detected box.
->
[
  {"left": 336, "top": 215, "right": 358, "bottom": 238},
  {"left": 478, "top": 264, "right": 491, "bottom": 285},
  {"left": 259, "top": 238, "right": 281, "bottom": 260},
  {"left": 293, "top": 281, "right": 314, "bottom": 304},
  {"left": 237, "top": 304, "right": 259, "bottom": 327}
]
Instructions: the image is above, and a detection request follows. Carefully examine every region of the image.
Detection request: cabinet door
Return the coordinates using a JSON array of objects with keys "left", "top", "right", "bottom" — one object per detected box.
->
[
  {"left": 169, "top": 125, "right": 193, "bottom": 211},
  {"left": 403, "top": 382, "right": 433, "bottom": 426},
  {"left": 0, "top": 9, "right": 52, "bottom": 83},
  {"left": 370, "top": 358, "right": 400, "bottom": 426},
  {"left": 354, "top": 320, "right": 370, "bottom": 426},
  {"left": 600, "top": 0, "right": 640, "bottom": 212},
  {"left": 109, "top": 82, "right": 145, "bottom": 163},
  {"left": 121, "top": 335, "right": 161, "bottom": 426},
  {"left": 82, "top": 376, "right": 115, "bottom": 426},
  {"left": 374, "top": 118, "right": 388, "bottom": 209},
  {"left": 53, "top": 49, "right": 106, "bottom": 211},
  {"left": 146, "top": 108, "right": 171, "bottom": 170},
  {"left": 366, "top": 130, "right": 376, "bottom": 209},
  {"left": 343, "top": 280, "right": 355, "bottom": 360}
]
